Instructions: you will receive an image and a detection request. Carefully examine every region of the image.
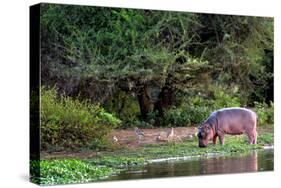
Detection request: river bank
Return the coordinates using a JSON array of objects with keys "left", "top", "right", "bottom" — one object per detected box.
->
[{"left": 31, "top": 129, "right": 273, "bottom": 185}]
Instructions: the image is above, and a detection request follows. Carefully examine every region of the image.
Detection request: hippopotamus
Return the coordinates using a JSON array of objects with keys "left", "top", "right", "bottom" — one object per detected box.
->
[{"left": 197, "top": 107, "right": 257, "bottom": 147}]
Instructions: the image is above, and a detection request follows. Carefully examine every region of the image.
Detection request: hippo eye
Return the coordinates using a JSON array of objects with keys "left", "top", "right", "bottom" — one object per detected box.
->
[{"left": 197, "top": 132, "right": 203, "bottom": 139}]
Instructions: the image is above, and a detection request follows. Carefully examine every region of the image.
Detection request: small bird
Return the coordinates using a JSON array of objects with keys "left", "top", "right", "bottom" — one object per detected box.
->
[
  {"left": 166, "top": 127, "right": 174, "bottom": 139},
  {"left": 188, "top": 134, "right": 193, "bottom": 139},
  {"left": 156, "top": 134, "right": 162, "bottom": 141},
  {"left": 134, "top": 127, "right": 145, "bottom": 140},
  {"left": 113, "top": 136, "right": 118, "bottom": 143}
]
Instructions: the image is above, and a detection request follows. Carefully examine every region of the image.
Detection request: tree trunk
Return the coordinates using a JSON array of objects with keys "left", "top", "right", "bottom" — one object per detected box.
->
[
  {"left": 137, "top": 84, "right": 152, "bottom": 119},
  {"left": 154, "top": 86, "right": 173, "bottom": 126}
]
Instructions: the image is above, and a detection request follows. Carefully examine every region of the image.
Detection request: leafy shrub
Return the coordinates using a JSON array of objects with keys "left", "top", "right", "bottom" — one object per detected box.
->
[
  {"left": 162, "top": 106, "right": 209, "bottom": 127},
  {"left": 161, "top": 89, "right": 241, "bottom": 127},
  {"left": 104, "top": 90, "right": 141, "bottom": 128},
  {"left": 30, "top": 159, "right": 115, "bottom": 185},
  {"left": 127, "top": 112, "right": 156, "bottom": 128},
  {"left": 254, "top": 101, "right": 274, "bottom": 125},
  {"left": 212, "top": 90, "right": 241, "bottom": 108},
  {"left": 41, "top": 87, "right": 121, "bottom": 151}
]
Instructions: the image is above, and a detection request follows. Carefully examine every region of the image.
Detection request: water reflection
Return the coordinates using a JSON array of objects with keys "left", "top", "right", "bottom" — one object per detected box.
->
[
  {"left": 199, "top": 151, "right": 258, "bottom": 174},
  {"left": 107, "top": 149, "right": 273, "bottom": 181}
]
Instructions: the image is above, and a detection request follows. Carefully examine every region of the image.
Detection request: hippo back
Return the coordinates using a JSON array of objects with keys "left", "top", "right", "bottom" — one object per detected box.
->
[{"left": 215, "top": 107, "right": 257, "bottom": 134}]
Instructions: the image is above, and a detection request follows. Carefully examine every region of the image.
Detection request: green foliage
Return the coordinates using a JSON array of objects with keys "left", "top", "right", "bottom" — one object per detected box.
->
[
  {"left": 39, "top": 3, "right": 273, "bottom": 129},
  {"left": 41, "top": 87, "right": 121, "bottom": 151},
  {"left": 30, "top": 159, "right": 116, "bottom": 185},
  {"left": 212, "top": 90, "right": 241, "bottom": 108},
  {"left": 162, "top": 89, "right": 241, "bottom": 127},
  {"left": 104, "top": 90, "right": 140, "bottom": 128},
  {"left": 254, "top": 101, "right": 274, "bottom": 125},
  {"left": 162, "top": 106, "right": 208, "bottom": 127}
]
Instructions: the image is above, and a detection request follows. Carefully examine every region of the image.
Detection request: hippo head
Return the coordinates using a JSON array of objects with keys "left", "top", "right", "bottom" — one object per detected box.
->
[{"left": 197, "top": 124, "right": 214, "bottom": 147}]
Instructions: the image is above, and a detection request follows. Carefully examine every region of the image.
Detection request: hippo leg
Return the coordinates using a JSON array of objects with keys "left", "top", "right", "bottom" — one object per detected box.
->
[
  {"left": 247, "top": 131, "right": 257, "bottom": 144},
  {"left": 251, "top": 131, "right": 257, "bottom": 144},
  {"left": 246, "top": 133, "right": 252, "bottom": 144},
  {"left": 218, "top": 134, "right": 224, "bottom": 145},
  {"left": 213, "top": 135, "right": 218, "bottom": 145}
]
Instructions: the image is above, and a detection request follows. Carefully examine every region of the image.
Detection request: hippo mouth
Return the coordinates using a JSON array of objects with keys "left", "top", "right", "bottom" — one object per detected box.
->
[
  {"left": 199, "top": 145, "right": 207, "bottom": 148},
  {"left": 199, "top": 143, "right": 207, "bottom": 148}
]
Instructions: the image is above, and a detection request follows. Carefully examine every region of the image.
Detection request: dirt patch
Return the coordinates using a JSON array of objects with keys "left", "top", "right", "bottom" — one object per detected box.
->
[
  {"left": 111, "top": 127, "right": 197, "bottom": 148},
  {"left": 41, "top": 127, "right": 197, "bottom": 159}
]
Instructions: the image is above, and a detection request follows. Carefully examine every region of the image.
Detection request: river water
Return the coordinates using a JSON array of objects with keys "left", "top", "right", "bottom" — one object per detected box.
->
[{"left": 106, "top": 149, "right": 273, "bottom": 181}]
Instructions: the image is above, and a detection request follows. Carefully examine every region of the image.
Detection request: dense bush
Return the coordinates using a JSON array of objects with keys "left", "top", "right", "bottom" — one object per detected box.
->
[
  {"left": 41, "top": 87, "right": 121, "bottom": 151},
  {"left": 104, "top": 90, "right": 141, "bottom": 128},
  {"left": 162, "top": 89, "right": 241, "bottom": 127},
  {"left": 161, "top": 95, "right": 274, "bottom": 127},
  {"left": 161, "top": 91, "right": 274, "bottom": 127},
  {"left": 30, "top": 159, "right": 115, "bottom": 185},
  {"left": 162, "top": 106, "right": 209, "bottom": 127},
  {"left": 254, "top": 101, "right": 274, "bottom": 125}
]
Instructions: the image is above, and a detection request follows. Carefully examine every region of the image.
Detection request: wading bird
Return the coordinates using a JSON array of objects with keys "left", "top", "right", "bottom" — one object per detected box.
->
[
  {"left": 113, "top": 136, "right": 118, "bottom": 143},
  {"left": 166, "top": 127, "right": 174, "bottom": 140},
  {"left": 134, "top": 127, "right": 145, "bottom": 142}
]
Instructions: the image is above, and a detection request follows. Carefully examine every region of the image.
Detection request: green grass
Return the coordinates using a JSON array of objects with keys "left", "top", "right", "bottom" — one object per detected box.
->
[
  {"left": 30, "top": 157, "right": 145, "bottom": 185},
  {"left": 257, "top": 133, "right": 274, "bottom": 145},
  {"left": 98, "top": 133, "right": 272, "bottom": 160},
  {"left": 30, "top": 159, "right": 118, "bottom": 185}
]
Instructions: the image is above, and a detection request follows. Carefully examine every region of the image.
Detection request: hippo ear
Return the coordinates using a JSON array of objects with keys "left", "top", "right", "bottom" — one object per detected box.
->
[{"left": 204, "top": 124, "right": 211, "bottom": 132}]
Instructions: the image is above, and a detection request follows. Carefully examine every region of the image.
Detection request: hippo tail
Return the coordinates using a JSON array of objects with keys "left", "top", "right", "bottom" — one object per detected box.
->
[{"left": 255, "top": 112, "right": 258, "bottom": 128}]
